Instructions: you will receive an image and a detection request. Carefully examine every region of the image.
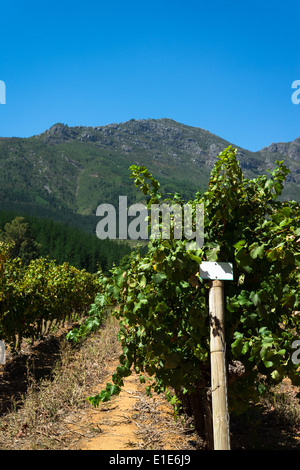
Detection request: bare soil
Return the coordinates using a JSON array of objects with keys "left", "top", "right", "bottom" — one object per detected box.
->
[
  {"left": 0, "top": 318, "right": 299, "bottom": 451},
  {"left": 65, "top": 357, "right": 199, "bottom": 451}
]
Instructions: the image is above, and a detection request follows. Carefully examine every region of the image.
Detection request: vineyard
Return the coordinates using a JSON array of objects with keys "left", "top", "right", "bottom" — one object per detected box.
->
[
  {"left": 0, "top": 242, "right": 99, "bottom": 350},
  {"left": 0, "top": 146, "right": 299, "bottom": 450}
]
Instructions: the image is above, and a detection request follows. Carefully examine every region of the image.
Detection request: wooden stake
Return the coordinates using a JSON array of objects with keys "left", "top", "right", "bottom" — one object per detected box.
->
[{"left": 209, "top": 280, "right": 230, "bottom": 450}]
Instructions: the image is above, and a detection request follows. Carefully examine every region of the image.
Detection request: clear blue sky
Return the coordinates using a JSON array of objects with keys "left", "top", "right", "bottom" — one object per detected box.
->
[{"left": 0, "top": 0, "right": 299, "bottom": 151}]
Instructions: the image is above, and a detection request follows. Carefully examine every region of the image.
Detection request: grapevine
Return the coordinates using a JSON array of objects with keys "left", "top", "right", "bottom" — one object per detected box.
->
[
  {"left": 0, "top": 242, "right": 100, "bottom": 350},
  {"left": 71, "top": 147, "right": 300, "bottom": 443}
]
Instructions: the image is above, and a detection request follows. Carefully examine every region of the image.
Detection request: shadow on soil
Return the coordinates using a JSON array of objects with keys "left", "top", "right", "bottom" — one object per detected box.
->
[
  {"left": 230, "top": 402, "right": 300, "bottom": 450},
  {"left": 0, "top": 334, "right": 66, "bottom": 415},
  {"left": 0, "top": 334, "right": 299, "bottom": 451}
]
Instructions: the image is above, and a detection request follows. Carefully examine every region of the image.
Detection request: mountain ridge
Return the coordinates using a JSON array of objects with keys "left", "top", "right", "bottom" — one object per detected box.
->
[
  {"left": 0, "top": 118, "right": 298, "bottom": 228},
  {"left": 2, "top": 117, "right": 299, "bottom": 155},
  {"left": 33, "top": 118, "right": 300, "bottom": 154}
]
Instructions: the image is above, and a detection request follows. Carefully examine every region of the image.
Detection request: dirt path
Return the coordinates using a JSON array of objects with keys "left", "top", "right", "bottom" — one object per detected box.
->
[
  {"left": 1, "top": 319, "right": 298, "bottom": 451},
  {"left": 66, "top": 357, "right": 198, "bottom": 451},
  {"left": 0, "top": 319, "right": 200, "bottom": 451}
]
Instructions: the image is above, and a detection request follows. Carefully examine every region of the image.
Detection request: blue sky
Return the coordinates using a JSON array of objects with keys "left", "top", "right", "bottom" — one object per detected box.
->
[{"left": 0, "top": 0, "right": 299, "bottom": 151}]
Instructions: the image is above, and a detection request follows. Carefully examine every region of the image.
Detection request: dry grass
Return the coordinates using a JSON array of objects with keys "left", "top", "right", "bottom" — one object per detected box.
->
[
  {"left": 0, "top": 314, "right": 299, "bottom": 450},
  {"left": 0, "top": 315, "right": 121, "bottom": 450},
  {"left": 263, "top": 379, "right": 300, "bottom": 429},
  {"left": 131, "top": 392, "right": 201, "bottom": 450},
  {"left": 0, "top": 314, "right": 202, "bottom": 451}
]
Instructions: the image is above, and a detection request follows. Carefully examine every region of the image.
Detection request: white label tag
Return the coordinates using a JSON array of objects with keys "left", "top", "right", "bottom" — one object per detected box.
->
[{"left": 199, "top": 262, "right": 233, "bottom": 280}]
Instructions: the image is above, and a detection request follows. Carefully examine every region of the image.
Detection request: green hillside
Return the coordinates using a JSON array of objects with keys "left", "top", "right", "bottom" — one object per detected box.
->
[{"left": 0, "top": 119, "right": 298, "bottom": 231}]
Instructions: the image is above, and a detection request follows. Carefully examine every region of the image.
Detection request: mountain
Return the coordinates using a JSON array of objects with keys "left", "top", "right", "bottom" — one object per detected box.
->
[{"left": 0, "top": 118, "right": 299, "bottom": 230}]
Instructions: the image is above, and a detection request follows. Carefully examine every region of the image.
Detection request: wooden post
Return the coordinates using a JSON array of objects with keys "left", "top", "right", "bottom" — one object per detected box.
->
[
  {"left": 199, "top": 262, "right": 233, "bottom": 449},
  {"left": 209, "top": 279, "right": 230, "bottom": 450}
]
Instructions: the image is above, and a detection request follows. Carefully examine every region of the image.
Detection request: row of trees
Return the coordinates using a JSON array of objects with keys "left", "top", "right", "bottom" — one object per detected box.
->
[{"left": 0, "top": 213, "right": 131, "bottom": 273}]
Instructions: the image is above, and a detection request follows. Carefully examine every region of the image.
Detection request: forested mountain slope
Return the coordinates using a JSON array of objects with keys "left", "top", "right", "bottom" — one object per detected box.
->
[{"left": 0, "top": 119, "right": 298, "bottom": 228}]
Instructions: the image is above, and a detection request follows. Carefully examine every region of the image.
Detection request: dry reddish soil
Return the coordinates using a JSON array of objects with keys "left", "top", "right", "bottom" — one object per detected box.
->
[
  {"left": 66, "top": 357, "right": 199, "bottom": 451},
  {"left": 0, "top": 327, "right": 299, "bottom": 451}
]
